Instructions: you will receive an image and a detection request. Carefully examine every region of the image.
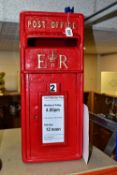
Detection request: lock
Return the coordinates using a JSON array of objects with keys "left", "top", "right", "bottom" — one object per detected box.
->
[{"left": 20, "top": 11, "right": 84, "bottom": 162}]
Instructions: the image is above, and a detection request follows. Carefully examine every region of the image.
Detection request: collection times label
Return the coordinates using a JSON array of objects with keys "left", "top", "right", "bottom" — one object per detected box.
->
[{"left": 42, "top": 95, "right": 64, "bottom": 143}]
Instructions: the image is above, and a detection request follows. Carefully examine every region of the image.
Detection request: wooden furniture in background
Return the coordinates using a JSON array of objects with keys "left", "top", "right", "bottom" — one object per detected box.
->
[
  {"left": 89, "top": 120, "right": 112, "bottom": 151},
  {"left": 84, "top": 91, "right": 117, "bottom": 116},
  {"left": 0, "top": 92, "right": 20, "bottom": 129},
  {"left": 84, "top": 91, "right": 117, "bottom": 159}
]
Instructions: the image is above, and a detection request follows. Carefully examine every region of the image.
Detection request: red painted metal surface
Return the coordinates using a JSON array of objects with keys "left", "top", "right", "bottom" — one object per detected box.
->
[
  {"left": 20, "top": 11, "right": 84, "bottom": 162},
  {"left": 80, "top": 167, "right": 117, "bottom": 175}
]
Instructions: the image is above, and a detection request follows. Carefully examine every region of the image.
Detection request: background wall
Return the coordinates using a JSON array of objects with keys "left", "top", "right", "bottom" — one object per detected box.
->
[
  {"left": 84, "top": 53, "right": 117, "bottom": 94},
  {"left": 0, "top": 51, "right": 117, "bottom": 94},
  {"left": 0, "top": 51, "right": 19, "bottom": 91},
  {"left": 97, "top": 54, "right": 117, "bottom": 92},
  {"left": 84, "top": 54, "right": 97, "bottom": 92},
  {"left": 0, "top": 51, "right": 98, "bottom": 92}
]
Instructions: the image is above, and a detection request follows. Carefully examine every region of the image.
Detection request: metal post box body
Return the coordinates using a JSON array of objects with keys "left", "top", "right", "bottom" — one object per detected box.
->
[{"left": 20, "top": 11, "right": 84, "bottom": 162}]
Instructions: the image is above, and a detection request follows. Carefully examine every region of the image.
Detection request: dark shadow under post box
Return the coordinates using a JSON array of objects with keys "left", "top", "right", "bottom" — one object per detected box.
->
[{"left": 20, "top": 11, "right": 84, "bottom": 163}]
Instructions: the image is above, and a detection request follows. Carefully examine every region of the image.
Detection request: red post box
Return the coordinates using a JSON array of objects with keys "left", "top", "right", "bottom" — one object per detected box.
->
[{"left": 20, "top": 11, "right": 84, "bottom": 162}]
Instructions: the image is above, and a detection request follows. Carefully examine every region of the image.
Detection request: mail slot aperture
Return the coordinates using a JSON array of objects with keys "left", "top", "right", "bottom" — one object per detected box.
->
[{"left": 27, "top": 37, "right": 79, "bottom": 48}]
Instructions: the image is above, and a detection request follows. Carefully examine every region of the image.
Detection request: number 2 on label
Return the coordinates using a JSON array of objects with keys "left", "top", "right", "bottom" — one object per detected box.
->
[{"left": 50, "top": 83, "right": 57, "bottom": 92}]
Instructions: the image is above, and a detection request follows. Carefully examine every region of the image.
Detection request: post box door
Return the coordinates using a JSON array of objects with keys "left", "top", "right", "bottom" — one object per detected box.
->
[{"left": 27, "top": 73, "right": 82, "bottom": 161}]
